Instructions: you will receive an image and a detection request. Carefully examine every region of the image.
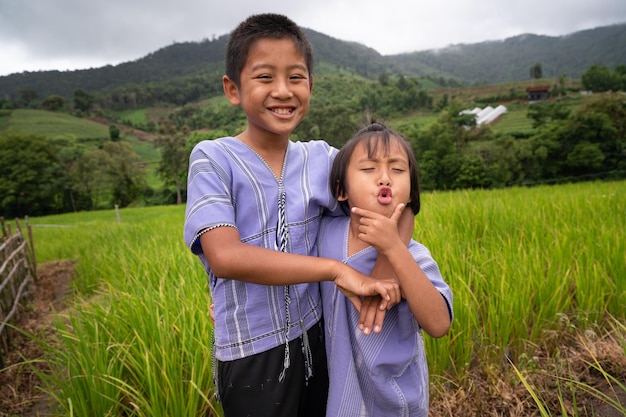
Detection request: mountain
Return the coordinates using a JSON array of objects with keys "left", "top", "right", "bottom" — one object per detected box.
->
[
  {"left": 0, "top": 35, "right": 230, "bottom": 100},
  {"left": 388, "top": 23, "right": 626, "bottom": 84},
  {"left": 1, "top": 23, "right": 625, "bottom": 100}
]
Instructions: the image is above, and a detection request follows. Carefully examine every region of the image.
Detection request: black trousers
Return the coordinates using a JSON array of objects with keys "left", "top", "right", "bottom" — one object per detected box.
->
[{"left": 217, "top": 321, "right": 329, "bottom": 417}]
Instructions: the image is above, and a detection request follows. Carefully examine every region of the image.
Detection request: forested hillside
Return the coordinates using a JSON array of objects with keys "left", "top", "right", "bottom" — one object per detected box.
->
[
  {"left": 390, "top": 23, "right": 626, "bottom": 83},
  {"left": 0, "top": 36, "right": 229, "bottom": 100},
  {"left": 1, "top": 19, "right": 625, "bottom": 219},
  {"left": 1, "top": 23, "right": 625, "bottom": 100}
]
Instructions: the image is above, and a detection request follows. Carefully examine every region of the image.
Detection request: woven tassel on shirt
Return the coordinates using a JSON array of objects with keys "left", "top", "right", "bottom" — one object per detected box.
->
[
  {"left": 278, "top": 337, "right": 291, "bottom": 383},
  {"left": 279, "top": 284, "right": 292, "bottom": 383},
  {"left": 276, "top": 182, "right": 293, "bottom": 384},
  {"left": 300, "top": 319, "right": 314, "bottom": 383}
]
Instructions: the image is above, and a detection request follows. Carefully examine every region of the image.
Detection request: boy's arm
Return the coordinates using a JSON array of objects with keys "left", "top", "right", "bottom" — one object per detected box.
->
[
  {"left": 358, "top": 204, "right": 414, "bottom": 334},
  {"left": 352, "top": 206, "right": 451, "bottom": 338},
  {"left": 199, "top": 226, "right": 400, "bottom": 308}
]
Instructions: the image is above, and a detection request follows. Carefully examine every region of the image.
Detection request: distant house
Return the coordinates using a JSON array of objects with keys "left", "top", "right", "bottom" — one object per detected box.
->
[{"left": 526, "top": 85, "right": 551, "bottom": 103}]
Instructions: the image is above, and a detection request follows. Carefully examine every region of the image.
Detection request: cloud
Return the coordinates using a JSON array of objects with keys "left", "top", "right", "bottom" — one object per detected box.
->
[{"left": 0, "top": 0, "right": 625, "bottom": 76}]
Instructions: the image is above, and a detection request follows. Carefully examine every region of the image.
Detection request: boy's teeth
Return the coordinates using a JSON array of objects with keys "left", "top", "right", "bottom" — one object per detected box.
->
[{"left": 274, "top": 108, "right": 291, "bottom": 115}]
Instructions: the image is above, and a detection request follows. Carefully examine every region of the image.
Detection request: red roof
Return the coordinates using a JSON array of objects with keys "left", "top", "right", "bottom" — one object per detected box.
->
[{"left": 526, "top": 85, "right": 551, "bottom": 92}]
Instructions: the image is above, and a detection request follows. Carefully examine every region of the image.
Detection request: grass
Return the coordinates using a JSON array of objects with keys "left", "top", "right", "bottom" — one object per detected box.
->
[
  {"left": 421, "top": 182, "right": 624, "bottom": 376},
  {"left": 29, "top": 206, "right": 219, "bottom": 415},
  {"left": 490, "top": 102, "right": 536, "bottom": 135},
  {"left": 2, "top": 109, "right": 109, "bottom": 139},
  {"left": 19, "top": 180, "right": 625, "bottom": 416},
  {"left": 116, "top": 109, "right": 148, "bottom": 125}
]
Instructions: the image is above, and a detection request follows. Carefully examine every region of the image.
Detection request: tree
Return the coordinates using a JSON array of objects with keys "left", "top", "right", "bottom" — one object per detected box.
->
[
  {"left": 109, "top": 124, "right": 121, "bottom": 141},
  {"left": 581, "top": 65, "right": 622, "bottom": 92},
  {"left": 103, "top": 141, "right": 147, "bottom": 207},
  {"left": 552, "top": 73, "right": 568, "bottom": 98},
  {"left": 527, "top": 102, "right": 571, "bottom": 128},
  {"left": 561, "top": 110, "right": 617, "bottom": 175},
  {"left": 296, "top": 103, "right": 359, "bottom": 148},
  {"left": 73, "top": 148, "right": 114, "bottom": 209},
  {"left": 378, "top": 72, "right": 389, "bottom": 86},
  {"left": 564, "top": 141, "right": 605, "bottom": 174},
  {"left": 0, "top": 134, "right": 67, "bottom": 217},
  {"left": 413, "top": 110, "right": 460, "bottom": 190},
  {"left": 582, "top": 93, "right": 626, "bottom": 168},
  {"left": 530, "top": 63, "right": 543, "bottom": 80},
  {"left": 616, "top": 64, "right": 626, "bottom": 91},
  {"left": 42, "top": 95, "right": 66, "bottom": 111},
  {"left": 73, "top": 88, "right": 94, "bottom": 114},
  {"left": 156, "top": 119, "right": 190, "bottom": 204},
  {"left": 71, "top": 140, "right": 147, "bottom": 209},
  {"left": 19, "top": 88, "right": 38, "bottom": 108}
]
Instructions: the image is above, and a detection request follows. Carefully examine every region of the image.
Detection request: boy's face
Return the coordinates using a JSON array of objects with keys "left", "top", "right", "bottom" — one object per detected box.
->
[
  {"left": 340, "top": 140, "right": 412, "bottom": 218},
  {"left": 223, "top": 37, "right": 312, "bottom": 145}
]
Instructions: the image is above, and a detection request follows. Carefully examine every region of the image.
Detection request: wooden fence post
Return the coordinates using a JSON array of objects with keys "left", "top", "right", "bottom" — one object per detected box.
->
[{"left": 0, "top": 217, "right": 36, "bottom": 369}]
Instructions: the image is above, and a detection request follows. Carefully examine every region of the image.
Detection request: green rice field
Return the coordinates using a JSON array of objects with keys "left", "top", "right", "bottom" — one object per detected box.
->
[{"left": 22, "top": 180, "right": 626, "bottom": 416}]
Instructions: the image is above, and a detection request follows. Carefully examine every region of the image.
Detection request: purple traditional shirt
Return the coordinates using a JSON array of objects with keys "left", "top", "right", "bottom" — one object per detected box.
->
[
  {"left": 318, "top": 215, "right": 453, "bottom": 417},
  {"left": 184, "top": 137, "right": 338, "bottom": 361}
]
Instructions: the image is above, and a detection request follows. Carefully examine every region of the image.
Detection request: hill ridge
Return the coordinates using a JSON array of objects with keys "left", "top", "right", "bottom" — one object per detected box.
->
[{"left": 0, "top": 23, "right": 624, "bottom": 99}]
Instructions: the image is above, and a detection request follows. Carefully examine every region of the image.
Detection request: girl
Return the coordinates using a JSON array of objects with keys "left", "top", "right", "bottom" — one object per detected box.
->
[{"left": 318, "top": 122, "right": 454, "bottom": 417}]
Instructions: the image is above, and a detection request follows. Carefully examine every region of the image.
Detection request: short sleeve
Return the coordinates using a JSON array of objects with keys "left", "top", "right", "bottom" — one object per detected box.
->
[{"left": 184, "top": 140, "right": 236, "bottom": 254}]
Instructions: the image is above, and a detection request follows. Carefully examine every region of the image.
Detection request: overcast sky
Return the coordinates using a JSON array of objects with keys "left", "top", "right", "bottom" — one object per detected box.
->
[{"left": 1, "top": 0, "right": 626, "bottom": 77}]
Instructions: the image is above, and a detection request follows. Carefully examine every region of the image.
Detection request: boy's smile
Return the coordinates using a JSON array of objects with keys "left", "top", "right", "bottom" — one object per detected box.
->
[{"left": 223, "top": 37, "right": 312, "bottom": 149}]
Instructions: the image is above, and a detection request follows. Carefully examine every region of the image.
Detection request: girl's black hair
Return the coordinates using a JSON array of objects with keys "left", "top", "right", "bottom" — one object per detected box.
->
[{"left": 331, "top": 122, "right": 421, "bottom": 215}]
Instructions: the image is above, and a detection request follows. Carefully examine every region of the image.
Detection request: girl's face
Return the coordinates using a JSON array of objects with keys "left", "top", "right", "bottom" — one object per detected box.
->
[{"left": 339, "top": 139, "right": 412, "bottom": 218}]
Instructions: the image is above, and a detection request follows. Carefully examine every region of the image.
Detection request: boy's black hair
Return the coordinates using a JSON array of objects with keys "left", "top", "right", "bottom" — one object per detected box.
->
[
  {"left": 330, "top": 122, "right": 421, "bottom": 215},
  {"left": 225, "top": 13, "right": 314, "bottom": 87}
]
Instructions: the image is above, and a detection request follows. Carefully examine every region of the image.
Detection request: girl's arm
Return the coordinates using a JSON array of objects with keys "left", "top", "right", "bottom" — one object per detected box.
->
[
  {"left": 351, "top": 206, "right": 451, "bottom": 338},
  {"left": 358, "top": 204, "right": 415, "bottom": 334}
]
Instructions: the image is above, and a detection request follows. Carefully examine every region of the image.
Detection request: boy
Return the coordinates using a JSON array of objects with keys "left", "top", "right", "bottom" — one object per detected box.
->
[{"left": 183, "top": 14, "right": 405, "bottom": 417}]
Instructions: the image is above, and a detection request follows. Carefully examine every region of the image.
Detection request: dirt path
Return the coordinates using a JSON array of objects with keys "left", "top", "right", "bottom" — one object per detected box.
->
[{"left": 0, "top": 261, "right": 73, "bottom": 416}]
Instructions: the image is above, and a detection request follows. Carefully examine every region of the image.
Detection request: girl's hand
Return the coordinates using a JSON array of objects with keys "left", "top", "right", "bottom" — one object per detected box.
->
[{"left": 351, "top": 203, "right": 405, "bottom": 254}]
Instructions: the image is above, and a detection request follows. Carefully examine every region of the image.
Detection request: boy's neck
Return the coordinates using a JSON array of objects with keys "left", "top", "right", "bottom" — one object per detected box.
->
[{"left": 236, "top": 130, "right": 288, "bottom": 178}]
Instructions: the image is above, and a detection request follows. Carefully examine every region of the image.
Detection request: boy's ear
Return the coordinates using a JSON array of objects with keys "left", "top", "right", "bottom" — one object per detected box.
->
[{"left": 223, "top": 75, "right": 241, "bottom": 106}]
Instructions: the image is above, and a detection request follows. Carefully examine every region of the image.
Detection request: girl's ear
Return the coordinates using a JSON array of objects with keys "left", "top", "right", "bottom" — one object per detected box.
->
[
  {"left": 223, "top": 75, "right": 241, "bottom": 106},
  {"left": 335, "top": 181, "right": 348, "bottom": 201}
]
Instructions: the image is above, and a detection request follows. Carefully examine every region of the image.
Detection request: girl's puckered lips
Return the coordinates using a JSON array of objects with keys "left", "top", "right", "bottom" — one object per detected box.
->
[{"left": 378, "top": 187, "right": 393, "bottom": 205}]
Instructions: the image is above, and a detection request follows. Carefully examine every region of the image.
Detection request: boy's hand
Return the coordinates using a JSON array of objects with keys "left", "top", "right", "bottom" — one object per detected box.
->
[
  {"left": 351, "top": 204, "right": 405, "bottom": 254},
  {"left": 358, "top": 296, "right": 387, "bottom": 335},
  {"left": 333, "top": 266, "right": 400, "bottom": 311}
]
